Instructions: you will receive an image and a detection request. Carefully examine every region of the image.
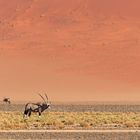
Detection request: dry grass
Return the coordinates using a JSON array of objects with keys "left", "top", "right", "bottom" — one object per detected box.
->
[{"left": 0, "top": 112, "right": 140, "bottom": 130}]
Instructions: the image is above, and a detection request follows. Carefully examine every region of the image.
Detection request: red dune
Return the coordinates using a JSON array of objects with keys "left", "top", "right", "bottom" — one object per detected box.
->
[{"left": 0, "top": 0, "right": 140, "bottom": 101}]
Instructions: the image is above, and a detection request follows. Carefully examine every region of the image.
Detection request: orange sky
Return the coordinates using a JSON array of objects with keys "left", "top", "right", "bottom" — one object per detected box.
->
[{"left": 0, "top": 0, "right": 140, "bottom": 102}]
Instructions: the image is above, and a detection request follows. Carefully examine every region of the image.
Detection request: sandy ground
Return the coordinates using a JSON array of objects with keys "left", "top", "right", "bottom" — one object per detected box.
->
[
  {"left": 0, "top": 130, "right": 140, "bottom": 140},
  {"left": 1, "top": 103, "right": 140, "bottom": 112}
]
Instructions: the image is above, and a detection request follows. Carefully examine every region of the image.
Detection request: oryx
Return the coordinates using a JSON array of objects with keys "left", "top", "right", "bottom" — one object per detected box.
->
[
  {"left": 3, "top": 97, "right": 11, "bottom": 104},
  {"left": 24, "top": 93, "right": 51, "bottom": 118}
]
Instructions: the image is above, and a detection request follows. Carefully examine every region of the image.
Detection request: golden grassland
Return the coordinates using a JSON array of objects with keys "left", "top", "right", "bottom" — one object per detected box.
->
[{"left": 0, "top": 112, "right": 140, "bottom": 130}]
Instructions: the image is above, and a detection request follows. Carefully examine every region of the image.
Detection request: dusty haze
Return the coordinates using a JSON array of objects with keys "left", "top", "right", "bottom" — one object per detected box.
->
[{"left": 0, "top": 0, "right": 140, "bottom": 102}]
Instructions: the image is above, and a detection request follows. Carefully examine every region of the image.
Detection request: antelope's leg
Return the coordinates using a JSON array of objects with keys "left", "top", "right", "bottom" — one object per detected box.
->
[
  {"left": 38, "top": 111, "right": 42, "bottom": 117},
  {"left": 38, "top": 108, "right": 42, "bottom": 117},
  {"left": 24, "top": 109, "right": 28, "bottom": 116},
  {"left": 28, "top": 110, "right": 32, "bottom": 117},
  {"left": 24, "top": 110, "right": 29, "bottom": 118}
]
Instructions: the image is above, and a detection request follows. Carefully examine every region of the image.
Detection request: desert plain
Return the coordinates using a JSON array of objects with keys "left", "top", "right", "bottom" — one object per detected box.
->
[{"left": 0, "top": 102, "right": 140, "bottom": 139}]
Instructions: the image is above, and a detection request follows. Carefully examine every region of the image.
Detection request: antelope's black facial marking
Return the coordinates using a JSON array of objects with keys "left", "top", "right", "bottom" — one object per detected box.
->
[{"left": 41, "top": 103, "right": 50, "bottom": 112}]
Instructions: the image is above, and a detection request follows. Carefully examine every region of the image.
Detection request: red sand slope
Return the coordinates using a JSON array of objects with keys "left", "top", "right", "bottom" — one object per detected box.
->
[{"left": 0, "top": 0, "right": 140, "bottom": 101}]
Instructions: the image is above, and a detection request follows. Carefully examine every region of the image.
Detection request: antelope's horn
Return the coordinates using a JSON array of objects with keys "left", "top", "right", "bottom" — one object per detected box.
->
[
  {"left": 45, "top": 93, "right": 48, "bottom": 103},
  {"left": 38, "top": 93, "right": 46, "bottom": 103}
]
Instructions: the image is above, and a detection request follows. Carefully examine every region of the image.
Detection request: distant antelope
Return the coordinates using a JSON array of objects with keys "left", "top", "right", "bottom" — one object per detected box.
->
[
  {"left": 24, "top": 93, "right": 51, "bottom": 118},
  {"left": 3, "top": 97, "right": 11, "bottom": 104}
]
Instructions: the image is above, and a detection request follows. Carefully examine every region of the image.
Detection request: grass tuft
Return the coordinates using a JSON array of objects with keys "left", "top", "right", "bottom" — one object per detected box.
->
[{"left": 0, "top": 112, "right": 140, "bottom": 130}]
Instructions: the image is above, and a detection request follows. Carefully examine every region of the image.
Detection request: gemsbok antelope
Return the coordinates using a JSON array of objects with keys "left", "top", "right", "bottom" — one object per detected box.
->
[
  {"left": 24, "top": 93, "right": 51, "bottom": 118},
  {"left": 3, "top": 97, "right": 11, "bottom": 104}
]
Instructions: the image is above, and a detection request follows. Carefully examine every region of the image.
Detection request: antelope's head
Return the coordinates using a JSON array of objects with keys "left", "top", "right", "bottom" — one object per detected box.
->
[{"left": 38, "top": 93, "right": 51, "bottom": 109}]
